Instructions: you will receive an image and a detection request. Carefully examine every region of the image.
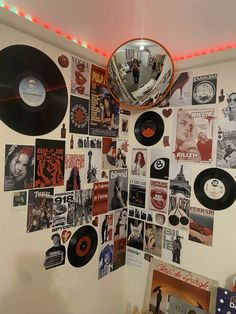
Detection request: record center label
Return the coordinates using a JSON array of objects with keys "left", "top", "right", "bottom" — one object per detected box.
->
[
  {"left": 204, "top": 178, "right": 225, "bottom": 200},
  {"left": 19, "top": 76, "right": 46, "bottom": 107}
]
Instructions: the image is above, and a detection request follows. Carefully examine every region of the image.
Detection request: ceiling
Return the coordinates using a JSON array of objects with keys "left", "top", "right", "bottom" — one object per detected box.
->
[{"left": 1, "top": 0, "right": 236, "bottom": 67}]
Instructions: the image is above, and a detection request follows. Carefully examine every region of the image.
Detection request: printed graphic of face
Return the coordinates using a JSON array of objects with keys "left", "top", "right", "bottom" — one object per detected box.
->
[
  {"left": 120, "top": 209, "right": 127, "bottom": 224},
  {"left": 228, "top": 93, "right": 236, "bottom": 121},
  {"left": 177, "top": 113, "right": 193, "bottom": 142},
  {"left": 9, "top": 153, "right": 29, "bottom": 182}
]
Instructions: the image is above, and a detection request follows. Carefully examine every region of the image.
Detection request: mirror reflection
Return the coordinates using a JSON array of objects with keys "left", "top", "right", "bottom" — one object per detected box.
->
[{"left": 107, "top": 39, "right": 174, "bottom": 109}]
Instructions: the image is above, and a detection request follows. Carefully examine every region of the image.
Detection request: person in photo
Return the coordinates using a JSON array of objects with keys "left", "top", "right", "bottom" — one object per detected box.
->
[
  {"left": 66, "top": 166, "right": 81, "bottom": 191},
  {"left": 44, "top": 233, "right": 66, "bottom": 269},
  {"left": 219, "top": 92, "right": 236, "bottom": 131},
  {"left": 172, "top": 235, "right": 182, "bottom": 264},
  {"left": 132, "top": 151, "right": 146, "bottom": 175},
  {"left": 111, "top": 176, "right": 127, "bottom": 210}
]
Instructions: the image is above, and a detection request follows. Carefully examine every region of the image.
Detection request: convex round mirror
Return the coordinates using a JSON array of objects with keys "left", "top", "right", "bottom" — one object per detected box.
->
[{"left": 106, "top": 38, "right": 174, "bottom": 110}]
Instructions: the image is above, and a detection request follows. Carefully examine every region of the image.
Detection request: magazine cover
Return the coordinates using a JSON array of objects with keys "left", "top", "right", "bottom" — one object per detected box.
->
[
  {"left": 52, "top": 191, "right": 75, "bottom": 231},
  {"left": 127, "top": 218, "right": 144, "bottom": 251},
  {"left": 69, "top": 95, "right": 89, "bottom": 134},
  {"left": 116, "top": 139, "right": 128, "bottom": 168},
  {"left": 64, "top": 154, "right": 85, "bottom": 190},
  {"left": 131, "top": 148, "right": 147, "bottom": 176},
  {"left": 92, "top": 181, "right": 109, "bottom": 216},
  {"left": 113, "top": 208, "right": 127, "bottom": 239},
  {"left": 73, "top": 189, "right": 93, "bottom": 226},
  {"left": 98, "top": 242, "right": 114, "bottom": 279},
  {"left": 168, "top": 296, "right": 209, "bottom": 314},
  {"left": 162, "top": 227, "right": 185, "bottom": 265},
  {"left": 4, "top": 144, "right": 34, "bottom": 191},
  {"left": 26, "top": 188, "right": 53, "bottom": 233},
  {"left": 216, "top": 131, "right": 236, "bottom": 169},
  {"left": 189, "top": 206, "right": 214, "bottom": 246},
  {"left": 149, "top": 180, "right": 168, "bottom": 213},
  {"left": 89, "top": 64, "right": 119, "bottom": 137},
  {"left": 119, "top": 109, "right": 130, "bottom": 139},
  {"left": 113, "top": 237, "right": 127, "bottom": 271},
  {"left": 71, "top": 55, "right": 91, "bottom": 98},
  {"left": 143, "top": 259, "right": 218, "bottom": 314},
  {"left": 43, "top": 233, "right": 66, "bottom": 270},
  {"left": 174, "top": 107, "right": 215, "bottom": 162},
  {"left": 150, "top": 148, "right": 170, "bottom": 181},
  {"left": 100, "top": 213, "right": 113, "bottom": 244},
  {"left": 192, "top": 74, "right": 217, "bottom": 105},
  {"left": 215, "top": 287, "right": 236, "bottom": 313},
  {"left": 129, "top": 178, "right": 146, "bottom": 209},
  {"left": 144, "top": 222, "right": 163, "bottom": 257},
  {"left": 34, "top": 139, "right": 65, "bottom": 188},
  {"left": 102, "top": 138, "right": 117, "bottom": 169},
  {"left": 108, "top": 169, "right": 128, "bottom": 211}
]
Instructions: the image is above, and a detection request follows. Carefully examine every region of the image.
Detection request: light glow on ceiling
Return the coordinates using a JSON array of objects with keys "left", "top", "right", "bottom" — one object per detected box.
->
[{"left": 1, "top": 1, "right": 236, "bottom": 61}]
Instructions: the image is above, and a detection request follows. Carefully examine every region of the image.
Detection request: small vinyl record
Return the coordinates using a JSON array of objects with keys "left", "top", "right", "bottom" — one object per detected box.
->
[
  {"left": 0, "top": 45, "right": 68, "bottom": 136},
  {"left": 67, "top": 225, "right": 98, "bottom": 267},
  {"left": 194, "top": 168, "right": 236, "bottom": 210},
  {"left": 134, "top": 111, "right": 164, "bottom": 146}
]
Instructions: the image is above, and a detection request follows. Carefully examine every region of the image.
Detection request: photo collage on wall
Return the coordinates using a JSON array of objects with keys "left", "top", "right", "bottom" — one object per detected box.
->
[
  {"left": 127, "top": 68, "right": 236, "bottom": 272},
  {"left": 0, "top": 30, "right": 130, "bottom": 279}
]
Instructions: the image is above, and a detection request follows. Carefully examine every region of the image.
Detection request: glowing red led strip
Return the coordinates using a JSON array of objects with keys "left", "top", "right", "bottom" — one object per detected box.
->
[{"left": 1, "top": 1, "right": 236, "bottom": 61}]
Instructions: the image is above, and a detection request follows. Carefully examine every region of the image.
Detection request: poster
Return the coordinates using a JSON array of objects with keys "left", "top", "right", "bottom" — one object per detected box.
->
[
  {"left": 215, "top": 287, "right": 236, "bottom": 313},
  {"left": 27, "top": 188, "right": 53, "bottom": 233},
  {"left": 113, "top": 208, "right": 127, "bottom": 239},
  {"left": 216, "top": 131, "right": 236, "bottom": 168},
  {"left": 85, "top": 149, "right": 102, "bottom": 185},
  {"left": 71, "top": 55, "right": 91, "bottom": 98},
  {"left": 100, "top": 213, "right": 113, "bottom": 244},
  {"left": 34, "top": 139, "right": 65, "bottom": 188},
  {"left": 64, "top": 154, "right": 85, "bottom": 190},
  {"left": 12, "top": 191, "right": 27, "bottom": 211},
  {"left": 119, "top": 109, "right": 130, "bottom": 139},
  {"left": 150, "top": 148, "right": 170, "bottom": 181},
  {"left": 174, "top": 107, "right": 215, "bottom": 162},
  {"left": 162, "top": 227, "right": 185, "bottom": 265},
  {"left": 73, "top": 188, "right": 93, "bottom": 226},
  {"left": 143, "top": 259, "right": 218, "bottom": 314},
  {"left": 149, "top": 180, "right": 168, "bottom": 213},
  {"left": 113, "top": 237, "right": 127, "bottom": 271},
  {"left": 98, "top": 242, "right": 114, "bottom": 279},
  {"left": 189, "top": 206, "right": 214, "bottom": 246},
  {"left": 127, "top": 218, "right": 144, "bottom": 251},
  {"left": 116, "top": 139, "right": 128, "bottom": 168},
  {"left": 92, "top": 181, "right": 109, "bottom": 216},
  {"left": 129, "top": 178, "right": 146, "bottom": 209},
  {"left": 108, "top": 169, "right": 128, "bottom": 211},
  {"left": 192, "top": 73, "right": 217, "bottom": 105},
  {"left": 69, "top": 95, "right": 89, "bottom": 134},
  {"left": 144, "top": 222, "right": 163, "bottom": 257},
  {"left": 43, "top": 233, "right": 66, "bottom": 270},
  {"left": 102, "top": 138, "right": 117, "bottom": 169},
  {"left": 89, "top": 64, "right": 119, "bottom": 137},
  {"left": 131, "top": 148, "right": 147, "bottom": 176},
  {"left": 4, "top": 144, "right": 34, "bottom": 191},
  {"left": 168, "top": 296, "right": 208, "bottom": 314}
]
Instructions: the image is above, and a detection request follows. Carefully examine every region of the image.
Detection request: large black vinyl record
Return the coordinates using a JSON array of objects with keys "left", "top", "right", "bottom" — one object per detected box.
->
[
  {"left": 194, "top": 168, "right": 236, "bottom": 210},
  {"left": 68, "top": 225, "right": 98, "bottom": 267},
  {"left": 134, "top": 111, "right": 164, "bottom": 146},
  {"left": 0, "top": 45, "right": 68, "bottom": 135}
]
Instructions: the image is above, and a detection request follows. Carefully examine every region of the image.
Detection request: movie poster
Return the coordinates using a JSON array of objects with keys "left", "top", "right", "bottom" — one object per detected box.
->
[
  {"left": 143, "top": 259, "right": 218, "bottom": 314},
  {"left": 149, "top": 180, "right": 168, "bottom": 213},
  {"left": 216, "top": 131, "right": 236, "bottom": 168},
  {"left": 92, "top": 181, "right": 109, "bottom": 216},
  {"left": 102, "top": 138, "right": 117, "bottom": 169},
  {"left": 34, "top": 139, "right": 65, "bottom": 188},
  {"left": 52, "top": 191, "right": 75, "bottom": 231},
  {"left": 127, "top": 218, "right": 144, "bottom": 251},
  {"left": 108, "top": 169, "right": 128, "bottom": 211},
  {"left": 192, "top": 73, "right": 217, "bottom": 105},
  {"left": 116, "top": 139, "right": 128, "bottom": 168},
  {"left": 119, "top": 109, "right": 130, "bottom": 139},
  {"left": 26, "top": 188, "right": 53, "bottom": 233},
  {"left": 189, "top": 206, "right": 214, "bottom": 246},
  {"left": 43, "top": 233, "right": 66, "bottom": 270},
  {"left": 129, "top": 178, "right": 146, "bottom": 209},
  {"left": 100, "top": 213, "right": 113, "bottom": 244},
  {"left": 69, "top": 95, "right": 89, "bottom": 134},
  {"left": 98, "top": 242, "right": 114, "bottom": 279},
  {"left": 73, "top": 189, "right": 93, "bottom": 226},
  {"left": 113, "top": 237, "right": 127, "bottom": 271},
  {"left": 131, "top": 148, "right": 147, "bottom": 176},
  {"left": 174, "top": 107, "right": 215, "bottom": 162},
  {"left": 162, "top": 227, "right": 185, "bottom": 265},
  {"left": 64, "top": 154, "right": 86, "bottom": 190},
  {"left": 71, "top": 55, "right": 91, "bottom": 99},
  {"left": 4, "top": 144, "right": 35, "bottom": 191},
  {"left": 89, "top": 64, "right": 119, "bottom": 137},
  {"left": 113, "top": 208, "right": 127, "bottom": 239},
  {"left": 144, "top": 222, "right": 163, "bottom": 257}
]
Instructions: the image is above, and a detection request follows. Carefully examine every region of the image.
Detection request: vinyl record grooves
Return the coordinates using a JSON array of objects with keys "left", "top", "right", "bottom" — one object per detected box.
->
[
  {"left": 68, "top": 225, "right": 98, "bottom": 267},
  {"left": 193, "top": 168, "right": 236, "bottom": 210},
  {"left": 134, "top": 111, "right": 164, "bottom": 146},
  {"left": 0, "top": 45, "right": 68, "bottom": 136}
]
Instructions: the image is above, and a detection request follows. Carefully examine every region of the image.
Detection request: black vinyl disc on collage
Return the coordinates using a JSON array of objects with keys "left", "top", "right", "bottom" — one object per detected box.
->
[
  {"left": 68, "top": 225, "right": 98, "bottom": 267},
  {"left": 134, "top": 111, "right": 164, "bottom": 146},
  {"left": 0, "top": 45, "right": 68, "bottom": 136},
  {"left": 193, "top": 168, "right": 236, "bottom": 210}
]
